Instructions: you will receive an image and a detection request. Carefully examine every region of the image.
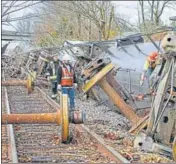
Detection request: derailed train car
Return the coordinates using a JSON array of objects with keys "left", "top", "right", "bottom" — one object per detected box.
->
[
  {"left": 61, "top": 35, "right": 162, "bottom": 110},
  {"left": 104, "top": 41, "right": 161, "bottom": 109},
  {"left": 107, "top": 41, "right": 161, "bottom": 94},
  {"left": 63, "top": 32, "right": 176, "bottom": 160}
]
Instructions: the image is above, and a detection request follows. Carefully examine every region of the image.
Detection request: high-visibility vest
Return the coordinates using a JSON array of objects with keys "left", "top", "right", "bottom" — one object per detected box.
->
[
  {"left": 31, "top": 71, "right": 37, "bottom": 81},
  {"left": 50, "top": 61, "right": 56, "bottom": 76},
  {"left": 61, "top": 66, "right": 74, "bottom": 86},
  {"left": 143, "top": 59, "right": 156, "bottom": 71}
]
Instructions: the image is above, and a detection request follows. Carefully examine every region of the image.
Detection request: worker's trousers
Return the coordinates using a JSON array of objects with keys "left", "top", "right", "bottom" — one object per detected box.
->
[
  {"left": 51, "top": 81, "right": 58, "bottom": 95},
  {"left": 147, "top": 68, "right": 154, "bottom": 88},
  {"left": 147, "top": 68, "right": 153, "bottom": 76},
  {"left": 61, "top": 87, "right": 75, "bottom": 110}
]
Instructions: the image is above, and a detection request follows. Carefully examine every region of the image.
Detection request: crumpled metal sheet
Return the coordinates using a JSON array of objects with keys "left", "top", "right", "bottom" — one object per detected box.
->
[{"left": 105, "top": 41, "right": 161, "bottom": 73}]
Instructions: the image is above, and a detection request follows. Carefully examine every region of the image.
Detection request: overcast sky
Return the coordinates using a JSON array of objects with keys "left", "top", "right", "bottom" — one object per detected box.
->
[
  {"left": 2, "top": 1, "right": 176, "bottom": 51},
  {"left": 112, "top": 1, "right": 176, "bottom": 25},
  {"left": 3, "top": 1, "right": 176, "bottom": 32}
]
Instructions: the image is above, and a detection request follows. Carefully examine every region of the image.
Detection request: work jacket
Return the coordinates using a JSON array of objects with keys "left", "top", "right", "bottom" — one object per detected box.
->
[
  {"left": 143, "top": 59, "right": 156, "bottom": 71},
  {"left": 45, "top": 61, "right": 59, "bottom": 81},
  {"left": 57, "top": 63, "right": 77, "bottom": 87}
]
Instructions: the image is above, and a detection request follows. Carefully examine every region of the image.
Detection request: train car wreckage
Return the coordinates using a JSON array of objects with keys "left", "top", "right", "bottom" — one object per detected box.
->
[{"left": 1, "top": 25, "right": 176, "bottom": 160}]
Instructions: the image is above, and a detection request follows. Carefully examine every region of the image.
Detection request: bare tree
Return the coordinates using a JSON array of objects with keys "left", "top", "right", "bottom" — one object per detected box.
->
[
  {"left": 43, "top": 1, "right": 117, "bottom": 40},
  {"left": 33, "top": 1, "right": 138, "bottom": 47},
  {"left": 16, "top": 13, "right": 34, "bottom": 34},
  {"left": 2, "top": 0, "right": 43, "bottom": 31},
  {"left": 138, "top": 0, "right": 176, "bottom": 27},
  {"left": 139, "top": 0, "right": 146, "bottom": 27}
]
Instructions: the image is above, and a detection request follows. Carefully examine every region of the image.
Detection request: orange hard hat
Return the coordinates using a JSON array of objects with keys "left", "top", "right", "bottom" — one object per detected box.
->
[{"left": 148, "top": 52, "right": 158, "bottom": 61}]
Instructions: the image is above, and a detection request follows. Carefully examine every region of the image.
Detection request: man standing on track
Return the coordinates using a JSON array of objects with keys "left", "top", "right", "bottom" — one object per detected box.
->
[{"left": 57, "top": 55, "right": 77, "bottom": 111}]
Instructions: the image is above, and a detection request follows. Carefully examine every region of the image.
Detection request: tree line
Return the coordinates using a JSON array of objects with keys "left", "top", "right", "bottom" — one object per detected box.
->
[{"left": 2, "top": 1, "right": 176, "bottom": 47}]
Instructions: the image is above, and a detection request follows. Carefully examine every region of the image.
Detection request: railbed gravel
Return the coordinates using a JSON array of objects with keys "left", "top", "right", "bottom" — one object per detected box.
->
[
  {"left": 1, "top": 87, "right": 12, "bottom": 163},
  {"left": 41, "top": 86, "right": 173, "bottom": 163},
  {"left": 74, "top": 96, "right": 173, "bottom": 163},
  {"left": 2, "top": 84, "right": 117, "bottom": 163},
  {"left": 2, "top": 72, "right": 173, "bottom": 163}
]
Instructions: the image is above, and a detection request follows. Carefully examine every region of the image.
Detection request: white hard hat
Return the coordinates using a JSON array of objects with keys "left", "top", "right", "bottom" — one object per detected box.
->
[
  {"left": 64, "top": 42, "right": 68, "bottom": 47},
  {"left": 61, "top": 54, "right": 71, "bottom": 61}
]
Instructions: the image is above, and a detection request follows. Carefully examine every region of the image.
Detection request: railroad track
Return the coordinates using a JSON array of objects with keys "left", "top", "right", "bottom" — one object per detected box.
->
[
  {"left": 2, "top": 84, "right": 18, "bottom": 163},
  {"left": 2, "top": 75, "right": 173, "bottom": 163},
  {"left": 2, "top": 86, "right": 12, "bottom": 163},
  {"left": 2, "top": 77, "right": 129, "bottom": 163}
]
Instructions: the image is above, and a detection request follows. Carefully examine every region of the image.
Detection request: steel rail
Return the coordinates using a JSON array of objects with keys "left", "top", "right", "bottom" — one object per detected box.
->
[
  {"left": 2, "top": 75, "right": 129, "bottom": 163},
  {"left": 3, "top": 72, "right": 18, "bottom": 163},
  {"left": 36, "top": 87, "right": 130, "bottom": 163}
]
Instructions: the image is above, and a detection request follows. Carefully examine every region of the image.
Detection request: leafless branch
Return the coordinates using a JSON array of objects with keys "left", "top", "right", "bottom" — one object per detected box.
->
[
  {"left": 2, "top": 1, "right": 42, "bottom": 19},
  {"left": 2, "top": 13, "right": 48, "bottom": 22}
]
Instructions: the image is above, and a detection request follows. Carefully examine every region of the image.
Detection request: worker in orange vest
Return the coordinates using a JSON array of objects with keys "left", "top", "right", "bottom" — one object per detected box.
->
[
  {"left": 140, "top": 51, "right": 159, "bottom": 86},
  {"left": 57, "top": 55, "right": 77, "bottom": 110}
]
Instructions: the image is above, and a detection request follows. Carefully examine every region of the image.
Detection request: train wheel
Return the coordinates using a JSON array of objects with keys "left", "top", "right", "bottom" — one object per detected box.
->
[
  {"left": 61, "top": 93, "right": 69, "bottom": 143},
  {"left": 27, "top": 74, "right": 32, "bottom": 94}
]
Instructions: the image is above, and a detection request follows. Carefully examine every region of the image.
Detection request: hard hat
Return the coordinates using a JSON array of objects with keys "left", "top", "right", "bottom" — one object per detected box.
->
[
  {"left": 148, "top": 52, "right": 158, "bottom": 61},
  {"left": 61, "top": 54, "right": 71, "bottom": 61}
]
